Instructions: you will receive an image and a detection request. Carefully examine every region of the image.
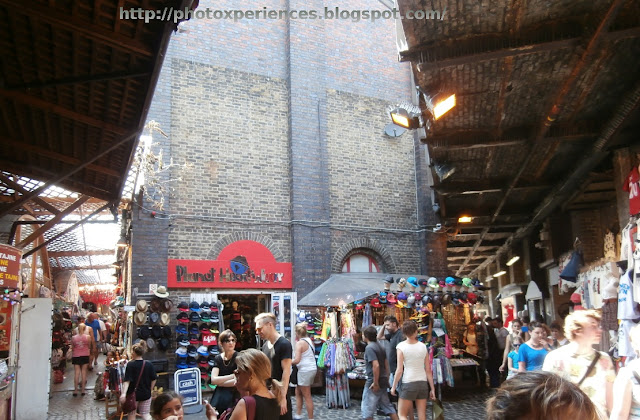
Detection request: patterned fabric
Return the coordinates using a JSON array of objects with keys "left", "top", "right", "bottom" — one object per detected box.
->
[{"left": 542, "top": 347, "right": 615, "bottom": 418}]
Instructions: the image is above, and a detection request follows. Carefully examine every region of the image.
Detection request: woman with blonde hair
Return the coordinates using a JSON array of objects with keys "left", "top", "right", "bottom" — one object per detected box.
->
[
  {"left": 611, "top": 323, "right": 640, "bottom": 419},
  {"left": 205, "top": 348, "right": 282, "bottom": 420},
  {"left": 542, "top": 310, "right": 615, "bottom": 419},
  {"left": 487, "top": 371, "right": 599, "bottom": 420},
  {"left": 120, "top": 341, "right": 157, "bottom": 420},
  {"left": 292, "top": 323, "right": 317, "bottom": 420}
]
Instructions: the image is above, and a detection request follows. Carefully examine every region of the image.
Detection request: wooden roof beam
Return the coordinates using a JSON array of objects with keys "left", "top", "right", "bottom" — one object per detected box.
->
[
  {"left": 0, "top": 172, "right": 61, "bottom": 214},
  {"left": 435, "top": 184, "right": 550, "bottom": 196},
  {"left": 48, "top": 250, "right": 114, "bottom": 257},
  {"left": 0, "top": 0, "right": 154, "bottom": 57}
]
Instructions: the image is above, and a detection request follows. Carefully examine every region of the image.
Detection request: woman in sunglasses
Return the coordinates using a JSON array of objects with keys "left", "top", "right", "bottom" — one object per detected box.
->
[
  {"left": 506, "top": 336, "right": 523, "bottom": 379},
  {"left": 210, "top": 330, "right": 240, "bottom": 412}
]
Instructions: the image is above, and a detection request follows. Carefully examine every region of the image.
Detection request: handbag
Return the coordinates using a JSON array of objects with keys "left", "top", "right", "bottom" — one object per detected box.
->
[
  {"left": 432, "top": 398, "right": 445, "bottom": 420},
  {"left": 122, "top": 361, "right": 145, "bottom": 413},
  {"left": 290, "top": 365, "right": 298, "bottom": 385},
  {"left": 218, "top": 396, "right": 256, "bottom": 420}
]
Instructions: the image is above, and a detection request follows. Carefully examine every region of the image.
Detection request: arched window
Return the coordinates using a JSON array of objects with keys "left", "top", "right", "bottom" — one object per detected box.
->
[{"left": 342, "top": 253, "right": 379, "bottom": 273}]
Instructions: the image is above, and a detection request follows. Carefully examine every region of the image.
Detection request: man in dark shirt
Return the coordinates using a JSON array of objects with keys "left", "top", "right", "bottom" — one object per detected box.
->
[
  {"left": 377, "top": 315, "right": 404, "bottom": 382},
  {"left": 255, "top": 312, "right": 292, "bottom": 420},
  {"left": 362, "top": 326, "right": 398, "bottom": 420}
]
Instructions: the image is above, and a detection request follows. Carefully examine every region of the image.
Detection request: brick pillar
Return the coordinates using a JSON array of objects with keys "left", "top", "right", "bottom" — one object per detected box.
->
[{"left": 287, "top": 0, "right": 332, "bottom": 298}]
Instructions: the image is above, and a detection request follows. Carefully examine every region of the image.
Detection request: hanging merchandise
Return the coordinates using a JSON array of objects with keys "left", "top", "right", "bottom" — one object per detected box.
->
[
  {"left": 623, "top": 165, "right": 640, "bottom": 216},
  {"left": 361, "top": 303, "right": 372, "bottom": 329},
  {"left": 340, "top": 309, "right": 356, "bottom": 339},
  {"left": 318, "top": 338, "right": 355, "bottom": 409}
]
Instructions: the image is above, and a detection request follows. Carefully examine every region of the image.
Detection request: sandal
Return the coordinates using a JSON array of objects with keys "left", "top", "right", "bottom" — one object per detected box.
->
[
  {"left": 81, "top": 392, "right": 86, "bottom": 396},
  {"left": 73, "top": 392, "right": 78, "bottom": 397}
]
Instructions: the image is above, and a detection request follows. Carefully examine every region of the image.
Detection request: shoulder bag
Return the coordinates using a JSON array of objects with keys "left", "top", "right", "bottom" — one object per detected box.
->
[
  {"left": 577, "top": 352, "right": 600, "bottom": 386},
  {"left": 219, "top": 396, "right": 256, "bottom": 420},
  {"left": 122, "top": 361, "right": 145, "bottom": 413}
]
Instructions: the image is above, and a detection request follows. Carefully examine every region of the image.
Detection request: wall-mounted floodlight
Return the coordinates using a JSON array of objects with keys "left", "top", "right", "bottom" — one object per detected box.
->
[
  {"left": 434, "top": 163, "right": 456, "bottom": 181},
  {"left": 432, "top": 94, "right": 456, "bottom": 120},
  {"left": 458, "top": 215, "right": 472, "bottom": 223}
]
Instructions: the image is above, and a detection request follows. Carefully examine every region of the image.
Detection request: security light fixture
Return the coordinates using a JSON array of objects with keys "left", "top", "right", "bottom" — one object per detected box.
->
[
  {"left": 434, "top": 163, "right": 456, "bottom": 181},
  {"left": 492, "top": 270, "right": 507, "bottom": 277},
  {"left": 506, "top": 256, "right": 520, "bottom": 266},
  {"left": 432, "top": 94, "right": 456, "bottom": 120},
  {"left": 458, "top": 215, "right": 472, "bottom": 223},
  {"left": 388, "top": 102, "right": 423, "bottom": 130}
]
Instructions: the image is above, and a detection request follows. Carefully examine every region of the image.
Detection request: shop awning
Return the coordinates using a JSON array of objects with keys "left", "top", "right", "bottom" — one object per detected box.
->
[
  {"left": 525, "top": 281, "right": 543, "bottom": 301},
  {"left": 298, "top": 273, "right": 423, "bottom": 307}
]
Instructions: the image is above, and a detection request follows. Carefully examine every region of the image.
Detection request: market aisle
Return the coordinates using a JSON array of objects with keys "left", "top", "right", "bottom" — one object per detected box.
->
[
  {"left": 48, "top": 353, "right": 106, "bottom": 420},
  {"left": 48, "top": 375, "right": 493, "bottom": 419}
]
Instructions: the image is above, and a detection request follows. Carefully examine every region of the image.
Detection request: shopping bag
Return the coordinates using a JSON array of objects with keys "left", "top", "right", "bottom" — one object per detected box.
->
[{"left": 432, "top": 398, "right": 445, "bottom": 420}]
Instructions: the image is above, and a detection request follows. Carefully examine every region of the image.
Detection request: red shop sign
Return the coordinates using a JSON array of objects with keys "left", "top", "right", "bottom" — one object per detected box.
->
[
  {"left": 0, "top": 244, "right": 22, "bottom": 289},
  {"left": 167, "top": 240, "right": 292, "bottom": 289}
]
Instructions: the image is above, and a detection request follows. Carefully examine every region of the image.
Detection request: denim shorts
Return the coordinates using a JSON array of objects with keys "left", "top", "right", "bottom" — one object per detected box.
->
[{"left": 361, "top": 384, "right": 396, "bottom": 419}]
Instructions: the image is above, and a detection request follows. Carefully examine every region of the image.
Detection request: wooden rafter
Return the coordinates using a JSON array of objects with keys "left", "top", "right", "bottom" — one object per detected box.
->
[
  {"left": 16, "top": 195, "right": 90, "bottom": 248},
  {"left": 0, "top": 172, "right": 61, "bottom": 214},
  {"left": 49, "top": 250, "right": 114, "bottom": 257}
]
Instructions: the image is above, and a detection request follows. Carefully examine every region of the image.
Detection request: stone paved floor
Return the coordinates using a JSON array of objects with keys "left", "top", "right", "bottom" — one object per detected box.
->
[{"left": 48, "top": 360, "right": 494, "bottom": 420}]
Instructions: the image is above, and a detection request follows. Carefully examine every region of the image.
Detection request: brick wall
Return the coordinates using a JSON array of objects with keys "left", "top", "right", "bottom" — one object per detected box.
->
[{"left": 133, "top": 0, "right": 432, "bottom": 300}]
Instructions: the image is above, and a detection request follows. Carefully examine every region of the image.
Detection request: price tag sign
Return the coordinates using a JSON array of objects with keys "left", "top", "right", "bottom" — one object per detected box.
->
[
  {"left": 174, "top": 368, "right": 201, "bottom": 406},
  {"left": 123, "top": 306, "right": 135, "bottom": 312},
  {"left": 202, "top": 334, "right": 217, "bottom": 346}
]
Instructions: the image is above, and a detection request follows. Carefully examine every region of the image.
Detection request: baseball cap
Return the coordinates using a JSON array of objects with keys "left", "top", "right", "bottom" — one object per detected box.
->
[
  {"left": 189, "top": 312, "right": 201, "bottom": 322},
  {"left": 178, "top": 301, "right": 189, "bottom": 312},
  {"left": 200, "top": 312, "right": 211, "bottom": 322},
  {"left": 187, "top": 345, "right": 198, "bottom": 357},
  {"left": 200, "top": 302, "right": 210, "bottom": 311},
  {"left": 189, "top": 301, "right": 201, "bottom": 312},
  {"left": 208, "top": 355, "right": 217, "bottom": 366},
  {"left": 199, "top": 358, "right": 209, "bottom": 368},
  {"left": 210, "top": 303, "right": 219, "bottom": 312},
  {"left": 187, "top": 356, "right": 197, "bottom": 367},
  {"left": 176, "top": 324, "right": 187, "bottom": 335},
  {"left": 177, "top": 313, "right": 189, "bottom": 323},
  {"left": 189, "top": 334, "right": 200, "bottom": 345},
  {"left": 177, "top": 335, "right": 189, "bottom": 347},
  {"left": 189, "top": 323, "right": 200, "bottom": 335},
  {"left": 197, "top": 345, "right": 209, "bottom": 357},
  {"left": 176, "top": 360, "right": 188, "bottom": 370},
  {"left": 200, "top": 323, "right": 210, "bottom": 333},
  {"left": 175, "top": 346, "right": 188, "bottom": 357},
  {"left": 208, "top": 345, "right": 219, "bottom": 355}
]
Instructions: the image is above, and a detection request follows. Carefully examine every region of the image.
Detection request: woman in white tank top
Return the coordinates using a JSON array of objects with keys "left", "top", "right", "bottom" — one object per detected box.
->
[
  {"left": 292, "top": 323, "right": 317, "bottom": 420},
  {"left": 391, "top": 320, "right": 436, "bottom": 420}
]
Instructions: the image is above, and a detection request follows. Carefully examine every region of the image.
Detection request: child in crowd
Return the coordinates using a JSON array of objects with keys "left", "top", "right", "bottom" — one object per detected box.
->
[
  {"left": 105, "top": 350, "right": 116, "bottom": 367},
  {"left": 507, "top": 336, "right": 522, "bottom": 379}
]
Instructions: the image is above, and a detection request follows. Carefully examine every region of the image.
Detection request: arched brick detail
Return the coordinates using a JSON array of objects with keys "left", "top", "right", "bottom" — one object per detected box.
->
[
  {"left": 332, "top": 238, "right": 397, "bottom": 273},
  {"left": 206, "top": 233, "right": 285, "bottom": 261}
]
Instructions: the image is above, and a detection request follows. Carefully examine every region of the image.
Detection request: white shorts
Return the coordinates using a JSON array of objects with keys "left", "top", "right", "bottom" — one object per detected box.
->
[{"left": 296, "top": 368, "right": 317, "bottom": 386}]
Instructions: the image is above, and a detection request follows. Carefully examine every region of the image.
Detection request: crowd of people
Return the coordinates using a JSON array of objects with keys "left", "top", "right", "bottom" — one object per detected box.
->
[{"left": 69, "top": 312, "right": 113, "bottom": 397}]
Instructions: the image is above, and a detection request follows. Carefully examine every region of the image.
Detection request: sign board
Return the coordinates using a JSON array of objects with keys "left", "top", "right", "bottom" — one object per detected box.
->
[
  {"left": 123, "top": 306, "right": 136, "bottom": 312},
  {"left": 202, "top": 334, "right": 217, "bottom": 346},
  {"left": 149, "top": 283, "right": 158, "bottom": 295},
  {"left": 168, "top": 240, "right": 292, "bottom": 289},
  {"left": 0, "top": 244, "right": 22, "bottom": 289},
  {"left": 174, "top": 368, "right": 201, "bottom": 406}
]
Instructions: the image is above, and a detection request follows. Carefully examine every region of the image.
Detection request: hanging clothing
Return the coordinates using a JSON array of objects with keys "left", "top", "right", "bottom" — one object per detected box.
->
[
  {"left": 624, "top": 166, "right": 640, "bottom": 216},
  {"left": 619, "top": 270, "right": 640, "bottom": 320}
]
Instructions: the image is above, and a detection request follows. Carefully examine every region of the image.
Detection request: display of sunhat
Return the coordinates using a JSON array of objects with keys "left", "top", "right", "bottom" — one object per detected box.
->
[
  {"left": 418, "top": 278, "right": 428, "bottom": 292},
  {"left": 161, "top": 299, "right": 174, "bottom": 313},
  {"left": 146, "top": 338, "right": 156, "bottom": 350},
  {"left": 149, "top": 312, "right": 160, "bottom": 324},
  {"left": 407, "top": 277, "right": 418, "bottom": 292},
  {"left": 162, "top": 325, "right": 172, "bottom": 338},
  {"left": 152, "top": 325, "right": 163, "bottom": 339},
  {"left": 135, "top": 299, "right": 148, "bottom": 313},
  {"left": 134, "top": 312, "right": 148, "bottom": 326},
  {"left": 396, "top": 278, "right": 407, "bottom": 291},
  {"left": 177, "top": 335, "right": 190, "bottom": 347},
  {"left": 159, "top": 312, "right": 170, "bottom": 326},
  {"left": 138, "top": 326, "right": 151, "bottom": 339},
  {"left": 383, "top": 275, "right": 394, "bottom": 291}
]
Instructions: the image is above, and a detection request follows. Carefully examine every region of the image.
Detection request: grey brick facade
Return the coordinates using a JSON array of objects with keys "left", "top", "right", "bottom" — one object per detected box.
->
[{"left": 131, "top": 0, "right": 439, "bottom": 300}]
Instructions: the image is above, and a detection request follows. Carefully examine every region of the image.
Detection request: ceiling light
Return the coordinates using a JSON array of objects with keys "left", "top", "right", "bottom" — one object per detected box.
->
[
  {"left": 433, "top": 94, "right": 456, "bottom": 120},
  {"left": 492, "top": 270, "right": 507, "bottom": 277},
  {"left": 506, "top": 256, "right": 520, "bottom": 266},
  {"left": 458, "top": 216, "right": 472, "bottom": 223},
  {"left": 434, "top": 163, "right": 456, "bottom": 181}
]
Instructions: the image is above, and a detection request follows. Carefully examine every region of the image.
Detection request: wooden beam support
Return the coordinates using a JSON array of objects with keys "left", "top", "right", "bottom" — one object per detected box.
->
[
  {"left": 55, "top": 265, "right": 112, "bottom": 271},
  {"left": 0, "top": 136, "right": 121, "bottom": 177},
  {"left": 0, "top": 130, "right": 138, "bottom": 218},
  {"left": 0, "top": 0, "right": 154, "bottom": 57},
  {"left": 48, "top": 250, "right": 114, "bottom": 257},
  {"left": 0, "top": 88, "right": 129, "bottom": 135},
  {"left": 22, "top": 201, "right": 113, "bottom": 258},
  {"left": 5, "top": 71, "right": 151, "bottom": 91},
  {"left": 16, "top": 195, "right": 90, "bottom": 248},
  {"left": 0, "top": 172, "right": 61, "bottom": 215}
]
